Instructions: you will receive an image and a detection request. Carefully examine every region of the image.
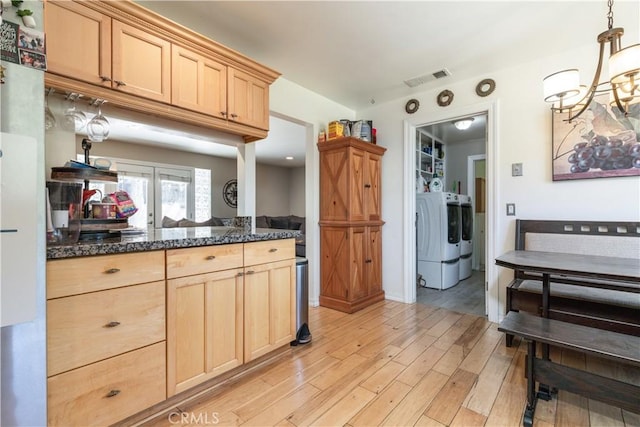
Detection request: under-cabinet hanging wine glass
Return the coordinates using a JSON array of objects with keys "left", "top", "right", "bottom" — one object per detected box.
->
[
  {"left": 86, "top": 99, "right": 110, "bottom": 142},
  {"left": 44, "top": 88, "right": 56, "bottom": 131},
  {"left": 63, "top": 93, "right": 87, "bottom": 132}
]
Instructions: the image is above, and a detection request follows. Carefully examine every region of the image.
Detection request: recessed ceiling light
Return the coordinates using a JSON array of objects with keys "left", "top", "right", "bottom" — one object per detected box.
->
[{"left": 285, "top": 156, "right": 294, "bottom": 160}]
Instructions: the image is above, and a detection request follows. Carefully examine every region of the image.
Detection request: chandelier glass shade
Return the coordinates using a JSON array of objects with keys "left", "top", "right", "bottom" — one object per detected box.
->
[{"left": 543, "top": 0, "right": 640, "bottom": 121}]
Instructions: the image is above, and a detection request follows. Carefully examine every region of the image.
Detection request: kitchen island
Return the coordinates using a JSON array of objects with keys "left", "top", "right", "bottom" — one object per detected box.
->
[{"left": 46, "top": 227, "right": 300, "bottom": 426}]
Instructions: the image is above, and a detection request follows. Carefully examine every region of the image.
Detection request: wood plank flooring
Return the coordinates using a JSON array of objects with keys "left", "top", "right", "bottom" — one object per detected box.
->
[{"left": 145, "top": 300, "right": 640, "bottom": 427}]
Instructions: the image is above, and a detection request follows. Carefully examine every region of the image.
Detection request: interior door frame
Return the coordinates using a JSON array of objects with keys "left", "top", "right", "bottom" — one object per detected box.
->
[
  {"left": 467, "top": 154, "right": 486, "bottom": 270},
  {"left": 403, "top": 100, "right": 500, "bottom": 323}
]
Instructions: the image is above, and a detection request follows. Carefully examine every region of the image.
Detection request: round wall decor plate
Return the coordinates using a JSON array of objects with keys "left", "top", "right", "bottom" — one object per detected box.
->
[
  {"left": 437, "top": 90, "right": 454, "bottom": 107},
  {"left": 476, "top": 79, "right": 496, "bottom": 97},
  {"left": 405, "top": 98, "right": 420, "bottom": 114},
  {"left": 430, "top": 178, "right": 443, "bottom": 192}
]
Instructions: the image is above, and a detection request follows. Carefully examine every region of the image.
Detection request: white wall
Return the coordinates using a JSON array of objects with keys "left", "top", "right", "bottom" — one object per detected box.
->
[
  {"left": 270, "top": 78, "right": 356, "bottom": 305},
  {"left": 446, "top": 138, "right": 486, "bottom": 195},
  {"left": 289, "top": 167, "right": 305, "bottom": 216},
  {"left": 357, "top": 40, "right": 640, "bottom": 316}
]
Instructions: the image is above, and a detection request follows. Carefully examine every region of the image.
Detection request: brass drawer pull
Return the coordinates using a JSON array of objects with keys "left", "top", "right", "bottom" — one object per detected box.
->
[
  {"left": 364, "top": 184, "right": 372, "bottom": 188},
  {"left": 237, "top": 272, "right": 244, "bottom": 277},
  {"left": 105, "top": 389, "right": 121, "bottom": 398},
  {"left": 268, "top": 248, "right": 278, "bottom": 253},
  {"left": 230, "top": 113, "right": 238, "bottom": 119},
  {"left": 246, "top": 270, "right": 255, "bottom": 275},
  {"left": 114, "top": 80, "right": 126, "bottom": 87},
  {"left": 105, "top": 321, "right": 120, "bottom": 328},
  {"left": 99, "top": 75, "right": 112, "bottom": 82},
  {"left": 104, "top": 268, "right": 120, "bottom": 274},
  {"left": 365, "top": 259, "right": 372, "bottom": 263},
  {"left": 205, "top": 255, "right": 216, "bottom": 260}
]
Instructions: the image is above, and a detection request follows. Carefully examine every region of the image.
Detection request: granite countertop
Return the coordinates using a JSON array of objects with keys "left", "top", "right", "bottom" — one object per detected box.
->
[{"left": 47, "top": 227, "right": 302, "bottom": 260}]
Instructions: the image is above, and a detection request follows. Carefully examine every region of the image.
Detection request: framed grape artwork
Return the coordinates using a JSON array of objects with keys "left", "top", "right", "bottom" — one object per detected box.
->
[{"left": 551, "top": 96, "right": 640, "bottom": 181}]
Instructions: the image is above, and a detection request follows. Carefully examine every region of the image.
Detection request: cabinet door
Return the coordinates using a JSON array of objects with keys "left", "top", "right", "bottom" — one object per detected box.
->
[
  {"left": 244, "top": 259, "right": 295, "bottom": 362},
  {"left": 167, "top": 268, "right": 243, "bottom": 396},
  {"left": 366, "top": 226, "right": 383, "bottom": 295},
  {"left": 228, "top": 68, "right": 269, "bottom": 130},
  {"left": 349, "top": 148, "right": 366, "bottom": 221},
  {"left": 319, "top": 226, "right": 349, "bottom": 299},
  {"left": 365, "top": 152, "right": 382, "bottom": 221},
  {"left": 349, "top": 227, "right": 367, "bottom": 301},
  {"left": 45, "top": 1, "right": 111, "bottom": 86},
  {"left": 171, "top": 45, "right": 227, "bottom": 118},
  {"left": 319, "top": 149, "right": 349, "bottom": 221},
  {"left": 112, "top": 20, "right": 171, "bottom": 103}
]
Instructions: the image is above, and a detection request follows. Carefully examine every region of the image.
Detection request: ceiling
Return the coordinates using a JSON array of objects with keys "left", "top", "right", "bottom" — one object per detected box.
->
[{"left": 104, "top": 1, "right": 638, "bottom": 166}]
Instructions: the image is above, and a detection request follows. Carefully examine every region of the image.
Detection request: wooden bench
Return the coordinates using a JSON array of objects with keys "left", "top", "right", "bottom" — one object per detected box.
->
[
  {"left": 498, "top": 311, "right": 640, "bottom": 427},
  {"left": 505, "top": 220, "right": 640, "bottom": 346}
]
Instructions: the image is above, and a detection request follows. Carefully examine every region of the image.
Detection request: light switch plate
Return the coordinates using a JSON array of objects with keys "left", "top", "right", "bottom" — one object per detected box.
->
[
  {"left": 512, "top": 163, "right": 523, "bottom": 176},
  {"left": 506, "top": 203, "right": 516, "bottom": 216}
]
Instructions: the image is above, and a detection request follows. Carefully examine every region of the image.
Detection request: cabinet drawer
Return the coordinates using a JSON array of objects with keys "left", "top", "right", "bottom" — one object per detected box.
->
[
  {"left": 47, "top": 251, "right": 165, "bottom": 299},
  {"left": 48, "top": 342, "right": 166, "bottom": 427},
  {"left": 244, "top": 239, "right": 295, "bottom": 265},
  {"left": 167, "top": 243, "right": 244, "bottom": 279},
  {"left": 47, "top": 281, "right": 165, "bottom": 376}
]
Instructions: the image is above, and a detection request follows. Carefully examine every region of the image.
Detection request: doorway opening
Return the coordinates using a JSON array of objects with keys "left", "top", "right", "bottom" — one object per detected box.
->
[
  {"left": 403, "top": 101, "right": 497, "bottom": 322},
  {"left": 414, "top": 114, "right": 487, "bottom": 316}
]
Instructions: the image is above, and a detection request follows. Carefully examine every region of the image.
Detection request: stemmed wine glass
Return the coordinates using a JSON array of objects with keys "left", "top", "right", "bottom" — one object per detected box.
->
[
  {"left": 87, "top": 99, "right": 110, "bottom": 142},
  {"left": 63, "top": 93, "right": 87, "bottom": 132},
  {"left": 44, "top": 88, "right": 57, "bottom": 131}
]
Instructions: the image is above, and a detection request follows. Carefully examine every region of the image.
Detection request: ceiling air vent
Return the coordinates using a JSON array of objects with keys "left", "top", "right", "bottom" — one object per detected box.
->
[{"left": 403, "top": 68, "right": 451, "bottom": 88}]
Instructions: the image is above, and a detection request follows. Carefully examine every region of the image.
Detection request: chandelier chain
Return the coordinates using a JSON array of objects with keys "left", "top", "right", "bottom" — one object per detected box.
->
[{"left": 607, "top": 0, "right": 613, "bottom": 30}]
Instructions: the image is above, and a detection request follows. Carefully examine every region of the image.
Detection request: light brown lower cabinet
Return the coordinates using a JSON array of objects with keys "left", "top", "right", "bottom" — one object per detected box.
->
[
  {"left": 244, "top": 258, "right": 296, "bottom": 362},
  {"left": 47, "top": 240, "right": 296, "bottom": 423},
  {"left": 166, "top": 268, "right": 244, "bottom": 396},
  {"left": 166, "top": 239, "right": 296, "bottom": 395},
  {"left": 47, "top": 342, "right": 166, "bottom": 427},
  {"left": 319, "top": 225, "right": 383, "bottom": 313}
]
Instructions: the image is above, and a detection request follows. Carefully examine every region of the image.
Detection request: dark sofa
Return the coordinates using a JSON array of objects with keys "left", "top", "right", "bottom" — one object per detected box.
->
[{"left": 256, "top": 215, "right": 306, "bottom": 257}]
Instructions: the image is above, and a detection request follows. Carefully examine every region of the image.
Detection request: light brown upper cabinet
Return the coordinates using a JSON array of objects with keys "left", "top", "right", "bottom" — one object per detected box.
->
[
  {"left": 171, "top": 45, "right": 227, "bottom": 118},
  {"left": 228, "top": 68, "right": 270, "bottom": 130},
  {"left": 45, "top": 2, "right": 171, "bottom": 103},
  {"left": 44, "top": 0, "right": 279, "bottom": 140},
  {"left": 112, "top": 21, "right": 171, "bottom": 103},
  {"left": 44, "top": 1, "right": 112, "bottom": 87},
  {"left": 172, "top": 49, "right": 268, "bottom": 130}
]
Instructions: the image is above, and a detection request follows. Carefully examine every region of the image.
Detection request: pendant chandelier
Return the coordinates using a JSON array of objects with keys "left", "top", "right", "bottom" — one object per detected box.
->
[{"left": 543, "top": 0, "right": 639, "bottom": 122}]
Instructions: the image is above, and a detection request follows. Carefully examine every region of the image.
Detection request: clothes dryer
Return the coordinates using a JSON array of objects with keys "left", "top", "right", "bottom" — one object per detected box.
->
[
  {"left": 416, "top": 192, "right": 460, "bottom": 289},
  {"left": 459, "top": 194, "right": 473, "bottom": 280}
]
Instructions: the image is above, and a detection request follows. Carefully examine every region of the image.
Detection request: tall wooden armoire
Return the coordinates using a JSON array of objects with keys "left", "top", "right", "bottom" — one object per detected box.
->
[{"left": 318, "top": 136, "right": 386, "bottom": 313}]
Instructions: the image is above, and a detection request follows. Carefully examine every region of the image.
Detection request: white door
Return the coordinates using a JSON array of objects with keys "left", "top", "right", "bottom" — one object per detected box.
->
[{"left": 155, "top": 167, "right": 194, "bottom": 224}]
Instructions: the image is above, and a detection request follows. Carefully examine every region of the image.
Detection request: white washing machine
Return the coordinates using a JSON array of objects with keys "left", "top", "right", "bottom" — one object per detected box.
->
[
  {"left": 416, "top": 192, "right": 460, "bottom": 289},
  {"left": 459, "top": 194, "right": 473, "bottom": 280}
]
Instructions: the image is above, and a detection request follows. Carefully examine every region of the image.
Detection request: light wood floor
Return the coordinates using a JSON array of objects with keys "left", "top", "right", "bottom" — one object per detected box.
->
[{"left": 147, "top": 300, "right": 640, "bottom": 427}]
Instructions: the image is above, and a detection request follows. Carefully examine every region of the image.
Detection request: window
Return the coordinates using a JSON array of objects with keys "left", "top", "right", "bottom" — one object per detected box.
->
[
  {"left": 194, "top": 168, "right": 211, "bottom": 222},
  {"left": 78, "top": 156, "right": 210, "bottom": 228}
]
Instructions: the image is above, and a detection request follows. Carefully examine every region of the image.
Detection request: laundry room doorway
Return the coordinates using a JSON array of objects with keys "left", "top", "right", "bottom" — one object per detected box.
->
[{"left": 403, "top": 100, "right": 498, "bottom": 322}]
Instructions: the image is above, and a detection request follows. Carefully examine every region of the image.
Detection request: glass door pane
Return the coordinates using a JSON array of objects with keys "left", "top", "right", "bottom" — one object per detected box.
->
[
  {"left": 116, "top": 163, "right": 153, "bottom": 229},
  {"left": 155, "top": 167, "right": 194, "bottom": 224}
]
